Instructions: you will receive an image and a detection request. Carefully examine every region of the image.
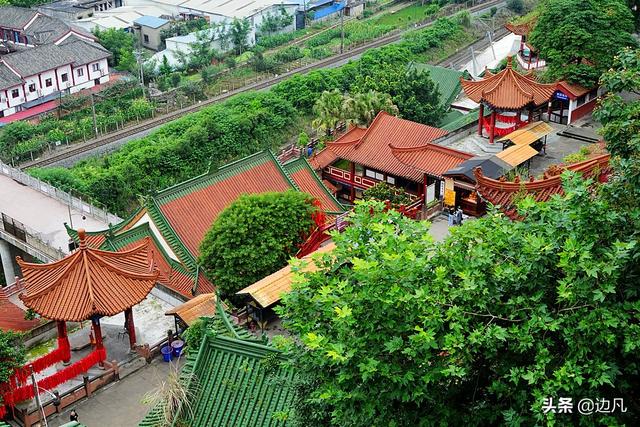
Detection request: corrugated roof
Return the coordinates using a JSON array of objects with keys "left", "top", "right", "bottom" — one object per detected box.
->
[
  {"left": 460, "top": 57, "right": 556, "bottom": 110},
  {"left": 324, "top": 112, "right": 449, "bottom": 182},
  {"left": 133, "top": 15, "right": 169, "bottom": 28},
  {"left": 166, "top": 293, "right": 216, "bottom": 325},
  {"left": 18, "top": 229, "right": 159, "bottom": 322},
  {"left": 284, "top": 158, "right": 344, "bottom": 213},
  {"left": 498, "top": 121, "right": 554, "bottom": 146},
  {"left": 0, "top": 288, "right": 41, "bottom": 332},
  {"left": 474, "top": 154, "right": 610, "bottom": 219},
  {"left": 237, "top": 242, "right": 335, "bottom": 308},
  {"left": 495, "top": 144, "right": 539, "bottom": 167}
]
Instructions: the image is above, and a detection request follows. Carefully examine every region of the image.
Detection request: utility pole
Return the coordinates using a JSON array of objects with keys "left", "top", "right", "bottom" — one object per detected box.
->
[
  {"left": 134, "top": 50, "right": 146, "bottom": 98},
  {"left": 340, "top": 3, "right": 345, "bottom": 54},
  {"left": 31, "top": 367, "right": 48, "bottom": 427},
  {"left": 488, "top": 30, "right": 496, "bottom": 60},
  {"left": 90, "top": 93, "right": 98, "bottom": 137}
]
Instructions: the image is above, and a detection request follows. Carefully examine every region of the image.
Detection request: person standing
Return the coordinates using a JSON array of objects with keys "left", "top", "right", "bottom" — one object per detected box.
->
[
  {"left": 456, "top": 207, "right": 464, "bottom": 225},
  {"left": 447, "top": 206, "right": 455, "bottom": 226},
  {"left": 69, "top": 409, "right": 79, "bottom": 422}
]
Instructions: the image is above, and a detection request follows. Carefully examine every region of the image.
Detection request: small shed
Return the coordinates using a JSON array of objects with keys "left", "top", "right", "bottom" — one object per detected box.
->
[
  {"left": 133, "top": 16, "right": 170, "bottom": 51},
  {"left": 165, "top": 293, "right": 217, "bottom": 333}
]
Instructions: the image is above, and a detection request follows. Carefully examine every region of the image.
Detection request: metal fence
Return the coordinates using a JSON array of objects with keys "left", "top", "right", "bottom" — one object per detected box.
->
[{"left": 0, "top": 160, "right": 121, "bottom": 225}]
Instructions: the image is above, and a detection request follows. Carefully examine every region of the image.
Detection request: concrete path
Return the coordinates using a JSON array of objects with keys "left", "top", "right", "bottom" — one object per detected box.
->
[
  {"left": 47, "top": 359, "right": 178, "bottom": 427},
  {"left": 0, "top": 174, "right": 108, "bottom": 254}
]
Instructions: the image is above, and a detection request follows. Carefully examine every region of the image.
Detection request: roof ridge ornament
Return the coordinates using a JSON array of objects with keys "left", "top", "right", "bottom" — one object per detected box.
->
[{"left": 78, "top": 228, "right": 87, "bottom": 249}]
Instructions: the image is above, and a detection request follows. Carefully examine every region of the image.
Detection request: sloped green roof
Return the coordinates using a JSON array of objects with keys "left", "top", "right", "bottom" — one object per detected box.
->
[
  {"left": 440, "top": 108, "right": 491, "bottom": 132},
  {"left": 409, "top": 62, "right": 464, "bottom": 108},
  {"left": 282, "top": 157, "right": 346, "bottom": 214},
  {"left": 140, "top": 303, "right": 292, "bottom": 427}
]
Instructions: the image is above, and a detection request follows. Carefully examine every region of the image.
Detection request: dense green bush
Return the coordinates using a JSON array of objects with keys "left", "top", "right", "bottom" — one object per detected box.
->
[
  {"left": 273, "top": 45, "right": 304, "bottom": 63},
  {"left": 256, "top": 31, "right": 297, "bottom": 49},
  {"left": 198, "top": 191, "right": 318, "bottom": 299}
]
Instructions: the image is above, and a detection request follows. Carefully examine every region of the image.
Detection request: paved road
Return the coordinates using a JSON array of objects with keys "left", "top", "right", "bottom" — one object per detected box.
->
[
  {"left": 47, "top": 359, "right": 177, "bottom": 427},
  {"left": 0, "top": 174, "right": 108, "bottom": 253}
]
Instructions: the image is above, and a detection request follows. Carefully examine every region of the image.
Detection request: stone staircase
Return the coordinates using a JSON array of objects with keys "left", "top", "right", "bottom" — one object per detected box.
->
[{"left": 468, "top": 134, "right": 503, "bottom": 155}]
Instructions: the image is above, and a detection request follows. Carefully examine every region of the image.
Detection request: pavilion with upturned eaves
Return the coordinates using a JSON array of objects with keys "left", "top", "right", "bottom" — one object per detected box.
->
[
  {"left": 460, "top": 56, "right": 557, "bottom": 144},
  {"left": 0, "top": 230, "right": 158, "bottom": 420}
]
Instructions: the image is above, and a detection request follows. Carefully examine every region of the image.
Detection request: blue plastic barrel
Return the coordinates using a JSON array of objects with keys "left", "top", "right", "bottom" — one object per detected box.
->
[
  {"left": 161, "top": 345, "right": 172, "bottom": 362},
  {"left": 171, "top": 340, "right": 184, "bottom": 358}
]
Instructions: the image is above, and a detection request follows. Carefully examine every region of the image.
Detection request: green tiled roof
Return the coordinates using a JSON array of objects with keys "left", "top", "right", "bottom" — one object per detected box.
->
[
  {"left": 283, "top": 157, "right": 346, "bottom": 214},
  {"left": 140, "top": 303, "right": 292, "bottom": 427},
  {"left": 409, "top": 62, "right": 464, "bottom": 108},
  {"left": 440, "top": 108, "right": 491, "bottom": 132}
]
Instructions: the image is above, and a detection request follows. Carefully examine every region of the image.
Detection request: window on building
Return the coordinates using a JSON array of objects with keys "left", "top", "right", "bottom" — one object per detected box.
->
[
  {"left": 28, "top": 83, "right": 36, "bottom": 92},
  {"left": 365, "top": 169, "right": 376, "bottom": 179},
  {"left": 143, "top": 34, "right": 149, "bottom": 43},
  {"left": 45, "top": 78, "right": 52, "bottom": 87},
  {"left": 588, "top": 89, "right": 598, "bottom": 101},
  {"left": 92, "top": 63, "right": 100, "bottom": 72},
  {"left": 77, "top": 68, "right": 84, "bottom": 77},
  {"left": 11, "top": 89, "right": 19, "bottom": 98},
  {"left": 577, "top": 95, "right": 586, "bottom": 106},
  {"left": 386, "top": 176, "right": 395, "bottom": 185},
  {"left": 355, "top": 164, "right": 364, "bottom": 177},
  {"left": 375, "top": 172, "right": 384, "bottom": 181},
  {"left": 61, "top": 73, "right": 68, "bottom": 82}
]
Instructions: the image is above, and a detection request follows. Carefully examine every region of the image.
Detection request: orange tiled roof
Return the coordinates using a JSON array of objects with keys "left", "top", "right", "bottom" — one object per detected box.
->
[
  {"left": 474, "top": 154, "right": 610, "bottom": 219},
  {"left": 285, "top": 158, "right": 343, "bottom": 212},
  {"left": 0, "top": 288, "right": 40, "bottom": 332},
  {"left": 324, "top": 112, "right": 449, "bottom": 182},
  {"left": 556, "top": 81, "right": 591, "bottom": 100},
  {"left": 157, "top": 152, "right": 296, "bottom": 258},
  {"left": 505, "top": 20, "right": 536, "bottom": 36},
  {"left": 390, "top": 143, "right": 473, "bottom": 179},
  {"left": 18, "top": 229, "right": 159, "bottom": 322},
  {"left": 460, "top": 57, "right": 556, "bottom": 110}
]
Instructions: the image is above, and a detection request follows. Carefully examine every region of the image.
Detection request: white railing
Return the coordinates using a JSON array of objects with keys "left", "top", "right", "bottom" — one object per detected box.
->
[
  {"left": 0, "top": 218, "right": 65, "bottom": 262},
  {"left": 0, "top": 160, "right": 121, "bottom": 225}
]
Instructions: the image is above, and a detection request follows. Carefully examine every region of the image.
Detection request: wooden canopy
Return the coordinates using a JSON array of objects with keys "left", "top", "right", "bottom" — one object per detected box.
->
[
  {"left": 166, "top": 293, "right": 217, "bottom": 326},
  {"left": 460, "top": 57, "right": 556, "bottom": 110},
  {"left": 237, "top": 242, "right": 336, "bottom": 308},
  {"left": 497, "top": 121, "right": 553, "bottom": 146},
  {"left": 18, "top": 229, "right": 159, "bottom": 322}
]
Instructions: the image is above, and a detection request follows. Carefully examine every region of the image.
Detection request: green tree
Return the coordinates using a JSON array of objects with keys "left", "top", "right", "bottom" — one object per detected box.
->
[
  {"left": 506, "top": 0, "right": 525, "bottom": 13},
  {"left": 362, "top": 181, "right": 410, "bottom": 205},
  {"left": 159, "top": 55, "right": 172, "bottom": 75},
  {"left": 0, "top": 330, "right": 25, "bottom": 384},
  {"left": 529, "top": 0, "right": 635, "bottom": 87},
  {"left": 312, "top": 89, "right": 345, "bottom": 135},
  {"left": 393, "top": 68, "right": 444, "bottom": 124},
  {"left": 229, "top": 18, "right": 251, "bottom": 55},
  {"left": 93, "top": 28, "right": 135, "bottom": 69},
  {"left": 342, "top": 91, "right": 399, "bottom": 128},
  {"left": 279, "top": 191, "right": 640, "bottom": 425},
  {"left": 594, "top": 47, "right": 640, "bottom": 206},
  {"left": 187, "top": 29, "right": 223, "bottom": 71},
  {"left": 198, "top": 191, "right": 319, "bottom": 299}
]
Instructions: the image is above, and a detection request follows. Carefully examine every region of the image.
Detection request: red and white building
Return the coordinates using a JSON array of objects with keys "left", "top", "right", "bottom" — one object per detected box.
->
[{"left": 0, "top": 6, "right": 111, "bottom": 118}]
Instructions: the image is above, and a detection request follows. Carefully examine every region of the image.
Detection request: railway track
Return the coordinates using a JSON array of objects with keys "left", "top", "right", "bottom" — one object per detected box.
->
[{"left": 22, "top": 0, "right": 505, "bottom": 169}]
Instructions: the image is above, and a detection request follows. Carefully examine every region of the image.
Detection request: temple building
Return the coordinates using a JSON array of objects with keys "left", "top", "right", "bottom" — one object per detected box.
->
[
  {"left": 505, "top": 18, "right": 545, "bottom": 70},
  {"left": 549, "top": 81, "right": 600, "bottom": 125},
  {"left": 66, "top": 150, "right": 344, "bottom": 300},
  {"left": 460, "top": 57, "right": 557, "bottom": 144},
  {"left": 310, "top": 111, "right": 472, "bottom": 207}
]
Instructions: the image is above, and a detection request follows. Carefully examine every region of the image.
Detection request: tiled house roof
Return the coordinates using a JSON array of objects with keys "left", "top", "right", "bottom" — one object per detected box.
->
[
  {"left": 18, "top": 230, "right": 158, "bottom": 322},
  {"left": 0, "top": 288, "right": 41, "bottom": 332},
  {"left": 282, "top": 158, "right": 344, "bottom": 213},
  {"left": 390, "top": 142, "right": 473, "bottom": 179},
  {"left": 66, "top": 150, "right": 342, "bottom": 298},
  {"left": 408, "top": 62, "right": 464, "bottom": 108},
  {"left": 139, "top": 335, "right": 294, "bottom": 427},
  {"left": 460, "top": 57, "right": 556, "bottom": 110},
  {"left": 322, "top": 111, "right": 450, "bottom": 182},
  {"left": 0, "top": 6, "right": 37, "bottom": 29},
  {"left": 474, "top": 154, "right": 610, "bottom": 219}
]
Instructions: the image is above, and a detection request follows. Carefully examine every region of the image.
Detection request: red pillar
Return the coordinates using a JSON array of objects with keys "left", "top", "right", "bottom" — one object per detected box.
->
[
  {"left": 91, "top": 317, "right": 105, "bottom": 366},
  {"left": 489, "top": 111, "right": 496, "bottom": 144},
  {"left": 56, "top": 321, "right": 71, "bottom": 364},
  {"left": 125, "top": 308, "right": 136, "bottom": 350},
  {"left": 349, "top": 161, "right": 356, "bottom": 202},
  {"left": 423, "top": 173, "right": 428, "bottom": 205},
  {"left": 478, "top": 103, "right": 484, "bottom": 136}
]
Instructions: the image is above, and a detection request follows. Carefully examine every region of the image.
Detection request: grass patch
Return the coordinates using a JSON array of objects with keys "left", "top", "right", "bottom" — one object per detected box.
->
[{"left": 374, "top": 4, "right": 439, "bottom": 27}]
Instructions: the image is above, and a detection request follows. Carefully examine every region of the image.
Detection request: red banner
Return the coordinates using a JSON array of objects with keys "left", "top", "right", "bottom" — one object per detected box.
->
[
  {"left": 2, "top": 348, "right": 106, "bottom": 406},
  {"left": 7, "top": 338, "right": 71, "bottom": 387}
]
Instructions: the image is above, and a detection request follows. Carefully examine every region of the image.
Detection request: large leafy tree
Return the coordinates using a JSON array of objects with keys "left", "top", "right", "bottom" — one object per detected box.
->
[
  {"left": 529, "top": 0, "right": 635, "bottom": 87},
  {"left": 342, "top": 91, "right": 398, "bottom": 128},
  {"left": 312, "top": 89, "right": 344, "bottom": 135},
  {"left": 279, "top": 186, "right": 640, "bottom": 425},
  {"left": 198, "top": 191, "right": 319, "bottom": 299},
  {"left": 0, "top": 330, "right": 25, "bottom": 384},
  {"left": 93, "top": 28, "right": 136, "bottom": 70}
]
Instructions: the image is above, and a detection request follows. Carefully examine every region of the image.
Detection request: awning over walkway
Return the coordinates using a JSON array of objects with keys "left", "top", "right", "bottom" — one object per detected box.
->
[
  {"left": 496, "top": 144, "right": 539, "bottom": 167},
  {"left": 498, "top": 121, "right": 553, "bottom": 146},
  {"left": 166, "top": 293, "right": 217, "bottom": 326},
  {"left": 237, "top": 242, "right": 336, "bottom": 309}
]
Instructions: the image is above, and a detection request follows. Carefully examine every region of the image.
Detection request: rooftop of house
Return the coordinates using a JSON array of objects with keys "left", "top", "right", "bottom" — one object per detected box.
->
[
  {"left": 312, "top": 111, "right": 451, "bottom": 182},
  {"left": 133, "top": 15, "right": 170, "bottom": 29},
  {"left": 180, "top": 0, "right": 298, "bottom": 19},
  {"left": 0, "top": 6, "right": 38, "bottom": 30},
  {"left": 409, "top": 62, "right": 465, "bottom": 109},
  {"left": 0, "top": 288, "right": 41, "bottom": 332}
]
